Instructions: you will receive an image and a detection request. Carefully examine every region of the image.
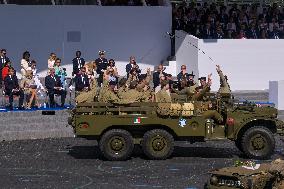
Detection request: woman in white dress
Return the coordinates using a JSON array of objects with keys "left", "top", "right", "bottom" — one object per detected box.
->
[{"left": 20, "top": 51, "right": 31, "bottom": 78}]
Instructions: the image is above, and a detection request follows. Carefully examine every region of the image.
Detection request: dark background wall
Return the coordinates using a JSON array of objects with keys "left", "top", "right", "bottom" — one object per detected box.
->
[{"left": 0, "top": 5, "right": 171, "bottom": 76}]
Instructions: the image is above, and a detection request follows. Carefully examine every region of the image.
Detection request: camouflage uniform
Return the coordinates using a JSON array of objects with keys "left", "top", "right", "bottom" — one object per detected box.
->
[
  {"left": 76, "top": 79, "right": 98, "bottom": 103},
  {"left": 155, "top": 88, "right": 171, "bottom": 103},
  {"left": 217, "top": 69, "right": 231, "bottom": 94},
  {"left": 118, "top": 89, "right": 149, "bottom": 104},
  {"left": 98, "top": 80, "right": 120, "bottom": 103}
]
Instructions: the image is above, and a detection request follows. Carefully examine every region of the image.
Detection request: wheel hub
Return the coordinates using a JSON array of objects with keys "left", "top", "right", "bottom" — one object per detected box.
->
[
  {"left": 251, "top": 135, "right": 266, "bottom": 150},
  {"left": 152, "top": 135, "right": 166, "bottom": 151},
  {"left": 110, "top": 137, "right": 125, "bottom": 151}
]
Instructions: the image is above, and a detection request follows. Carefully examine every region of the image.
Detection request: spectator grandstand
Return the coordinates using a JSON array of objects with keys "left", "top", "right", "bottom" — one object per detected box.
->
[
  {"left": 0, "top": 0, "right": 161, "bottom": 6},
  {"left": 172, "top": 1, "right": 284, "bottom": 39}
]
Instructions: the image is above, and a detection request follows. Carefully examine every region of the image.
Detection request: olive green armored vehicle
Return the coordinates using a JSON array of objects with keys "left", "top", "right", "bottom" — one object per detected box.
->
[
  {"left": 68, "top": 91, "right": 284, "bottom": 161},
  {"left": 205, "top": 159, "right": 284, "bottom": 189}
]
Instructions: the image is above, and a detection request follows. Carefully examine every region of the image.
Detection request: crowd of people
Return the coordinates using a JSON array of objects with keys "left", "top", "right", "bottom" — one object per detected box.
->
[
  {"left": 0, "top": 0, "right": 159, "bottom": 6},
  {"left": 173, "top": 2, "right": 284, "bottom": 39},
  {"left": 0, "top": 47, "right": 231, "bottom": 111}
]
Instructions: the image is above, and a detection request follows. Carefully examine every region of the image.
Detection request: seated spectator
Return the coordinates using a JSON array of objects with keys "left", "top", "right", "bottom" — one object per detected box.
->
[
  {"left": 153, "top": 64, "right": 167, "bottom": 89},
  {"left": 74, "top": 67, "right": 90, "bottom": 94},
  {"left": 45, "top": 68, "right": 66, "bottom": 107},
  {"left": 20, "top": 51, "right": 31, "bottom": 78},
  {"left": 269, "top": 18, "right": 280, "bottom": 32},
  {"left": 27, "top": 60, "right": 45, "bottom": 92},
  {"left": 246, "top": 22, "right": 259, "bottom": 39},
  {"left": 202, "top": 22, "right": 214, "bottom": 39},
  {"left": 20, "top": 70, "right": 39, "bottom": 109},
  {"left": 260, "top": 29, "right": 268, "bottom": 39},
  {"left": 237, "top": 30, "right": 247, "bottom": 39},
  {"left": 4, "top": 68, "right": 24, "bottom": 110},
  {"left": 104, "top": 66, "right": 118, "bottom": 89},
  {"left": 2, "top": 61, "right": 12, "bottom": 81},
  {"left": 226, "top": 17, "right": 237, "bottom": 32},
  {"left": 269, "top": 26, "right": 281, "bottom": 39},
  {"left": 126, "top": 56, "right": 141, "bottom": 78},
  {"left": 214, "top": 27, "right": 224, "bottom": 39}
]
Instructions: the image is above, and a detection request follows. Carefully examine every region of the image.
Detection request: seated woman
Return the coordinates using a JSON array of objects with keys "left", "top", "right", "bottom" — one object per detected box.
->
[
  {"left": 2, "top": 61, "right": 12, "bottom": 80},
  {"left": 20, "top": 70, "right": 39, "bottom": 109},
  {"left": 104, "top": 66, "right": 118, "bottom": 90}
]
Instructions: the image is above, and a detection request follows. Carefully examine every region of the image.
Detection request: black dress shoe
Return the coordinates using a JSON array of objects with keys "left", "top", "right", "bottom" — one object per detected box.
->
[
  {"left": 6, "top": 105, "right": 13, "bottom": 111},
  {"left": 18, "top": 106, "right": 25, "bottom": 110}
]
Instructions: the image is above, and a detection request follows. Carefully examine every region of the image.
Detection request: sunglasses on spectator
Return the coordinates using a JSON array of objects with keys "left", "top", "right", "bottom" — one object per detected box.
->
[
  {"left": 181, "top": 67, "right": 186, "bottom": 70},
  {"left": 56, "top": 61, "right": 61, "bottom": 63}
]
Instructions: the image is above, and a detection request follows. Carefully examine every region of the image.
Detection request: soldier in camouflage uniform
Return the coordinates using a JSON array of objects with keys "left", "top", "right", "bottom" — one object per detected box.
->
[
  {"left": 155, "top": 80, "right": 171, "bottom": 103},
  {"left": 75, "top": 77, "right": 98, "bottom": 103},
  {"left": 98, "top": 80, "right": 120, "bottom": 103},
  {"left": 118, "top": 80, "right": 149, "bottom": 104},
  {"left": 216, "top": 65, "right": 231, "bottom": 94}
]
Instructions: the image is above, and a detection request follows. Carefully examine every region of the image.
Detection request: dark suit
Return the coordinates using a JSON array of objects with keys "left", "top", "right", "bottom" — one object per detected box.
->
[
  {"left": 126, "top": 63, "right": 141, "bottom": 78},
  {"left": 246, "top": 29, "right": 259, "bottom": 39},
  {"left": 269, "top": 30, "right": 281, "bottom": 39},
  {"left": 0, "top": 56, "right": 10, "bottom": 88},
  {"left": 202, "top": 28, "right": 214, "bottom": 39},
  {"left": 153, "top": 71, "right": 167, "bottom": 89},
  {"left": 4, "top": 74, "right": 24, "bottom": 108},
  {"left": 75, "top": 74, "right": 90, "bottom": 91},
  {"left": 45, "top": 75, "right": 66, "bottom": 107},
  {"left": 72, "top": 57, "right": 85, "bottom": 75},
  {"left": 95, "top": 57, "right": 108, "bottom": 86}
]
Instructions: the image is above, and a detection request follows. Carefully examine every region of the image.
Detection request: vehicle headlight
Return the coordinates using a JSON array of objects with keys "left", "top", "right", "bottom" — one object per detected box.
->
[{"left": 210, "top": 175, "right": 218, "bottom": 185}]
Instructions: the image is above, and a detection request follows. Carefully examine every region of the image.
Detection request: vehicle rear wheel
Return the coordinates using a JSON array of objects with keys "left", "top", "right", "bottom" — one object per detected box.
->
[
  {"left": 142, "top": 129, "right": 174, "bottom": 160},
  {"left": 99, "top": 129, "right": 134, "bottom": 161},
  {"left": 241, "top": 126, "right": 275, "bottom": 160}
]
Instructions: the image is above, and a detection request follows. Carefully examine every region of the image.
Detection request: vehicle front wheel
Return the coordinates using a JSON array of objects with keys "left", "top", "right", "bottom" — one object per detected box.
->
[
  {"left": 99, "top": 129, "right": 134, "bottom": 161},
  {"left": 241, "top": 126, "right": 275, "bottom": 160},
  {"left": 142, "top": 129, "right": 174, "bottom": 160}
]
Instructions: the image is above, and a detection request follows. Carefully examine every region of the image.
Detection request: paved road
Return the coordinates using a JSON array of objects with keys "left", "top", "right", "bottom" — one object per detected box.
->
[{"left": 0, "top": 137, "right": 283, "bottom": 189}]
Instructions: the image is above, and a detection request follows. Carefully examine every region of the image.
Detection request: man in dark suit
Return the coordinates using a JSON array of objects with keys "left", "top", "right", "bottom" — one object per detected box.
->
[
  {"left": 95, "top": 50, "right": 108, "bottom": 86},
  {"left": 246, "top": 23, "right": 260, "bottom": 39},
  {"left": 153, "top": 64, "right": 167, "bottom": 89},
  {"left": 126, "top": 56, "right": 141, "bottom": 79},
  {"left": 202, "top": 23, "right": 214, "bottom": 39},
  {"left": 0, "top": 49, "right": 10, "bottom": 88},
  {"left": 72, "top": 50, "right": 85, "bottom": 76},
  {"left": 269, "top": 26, "right": 281, "bottom": 39},
  {"left": 75, "top": 67, "right": 90, "bottom": 92},
  {"left": 45, "top": 68, "right": 66, "bottom": 107},
  {"left": 4, "top": 68, "right": 24, "bottom": 110}
]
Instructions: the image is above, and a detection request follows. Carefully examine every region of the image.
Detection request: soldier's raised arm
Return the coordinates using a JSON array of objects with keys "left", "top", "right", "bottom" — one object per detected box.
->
[{"left": 216, "top": 65, "right": 231, "bottom": 94}]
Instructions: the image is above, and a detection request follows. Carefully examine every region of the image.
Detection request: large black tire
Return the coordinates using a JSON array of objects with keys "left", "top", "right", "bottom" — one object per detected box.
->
[
  {"left": 99, "top": 129, "right": 134, "bottom": 161},
  {"left": 142, "top": 129, "right": 174, "bottom": 160},
  {"left": 241, "top": 126, "right": 275, "bottom": 160}
]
